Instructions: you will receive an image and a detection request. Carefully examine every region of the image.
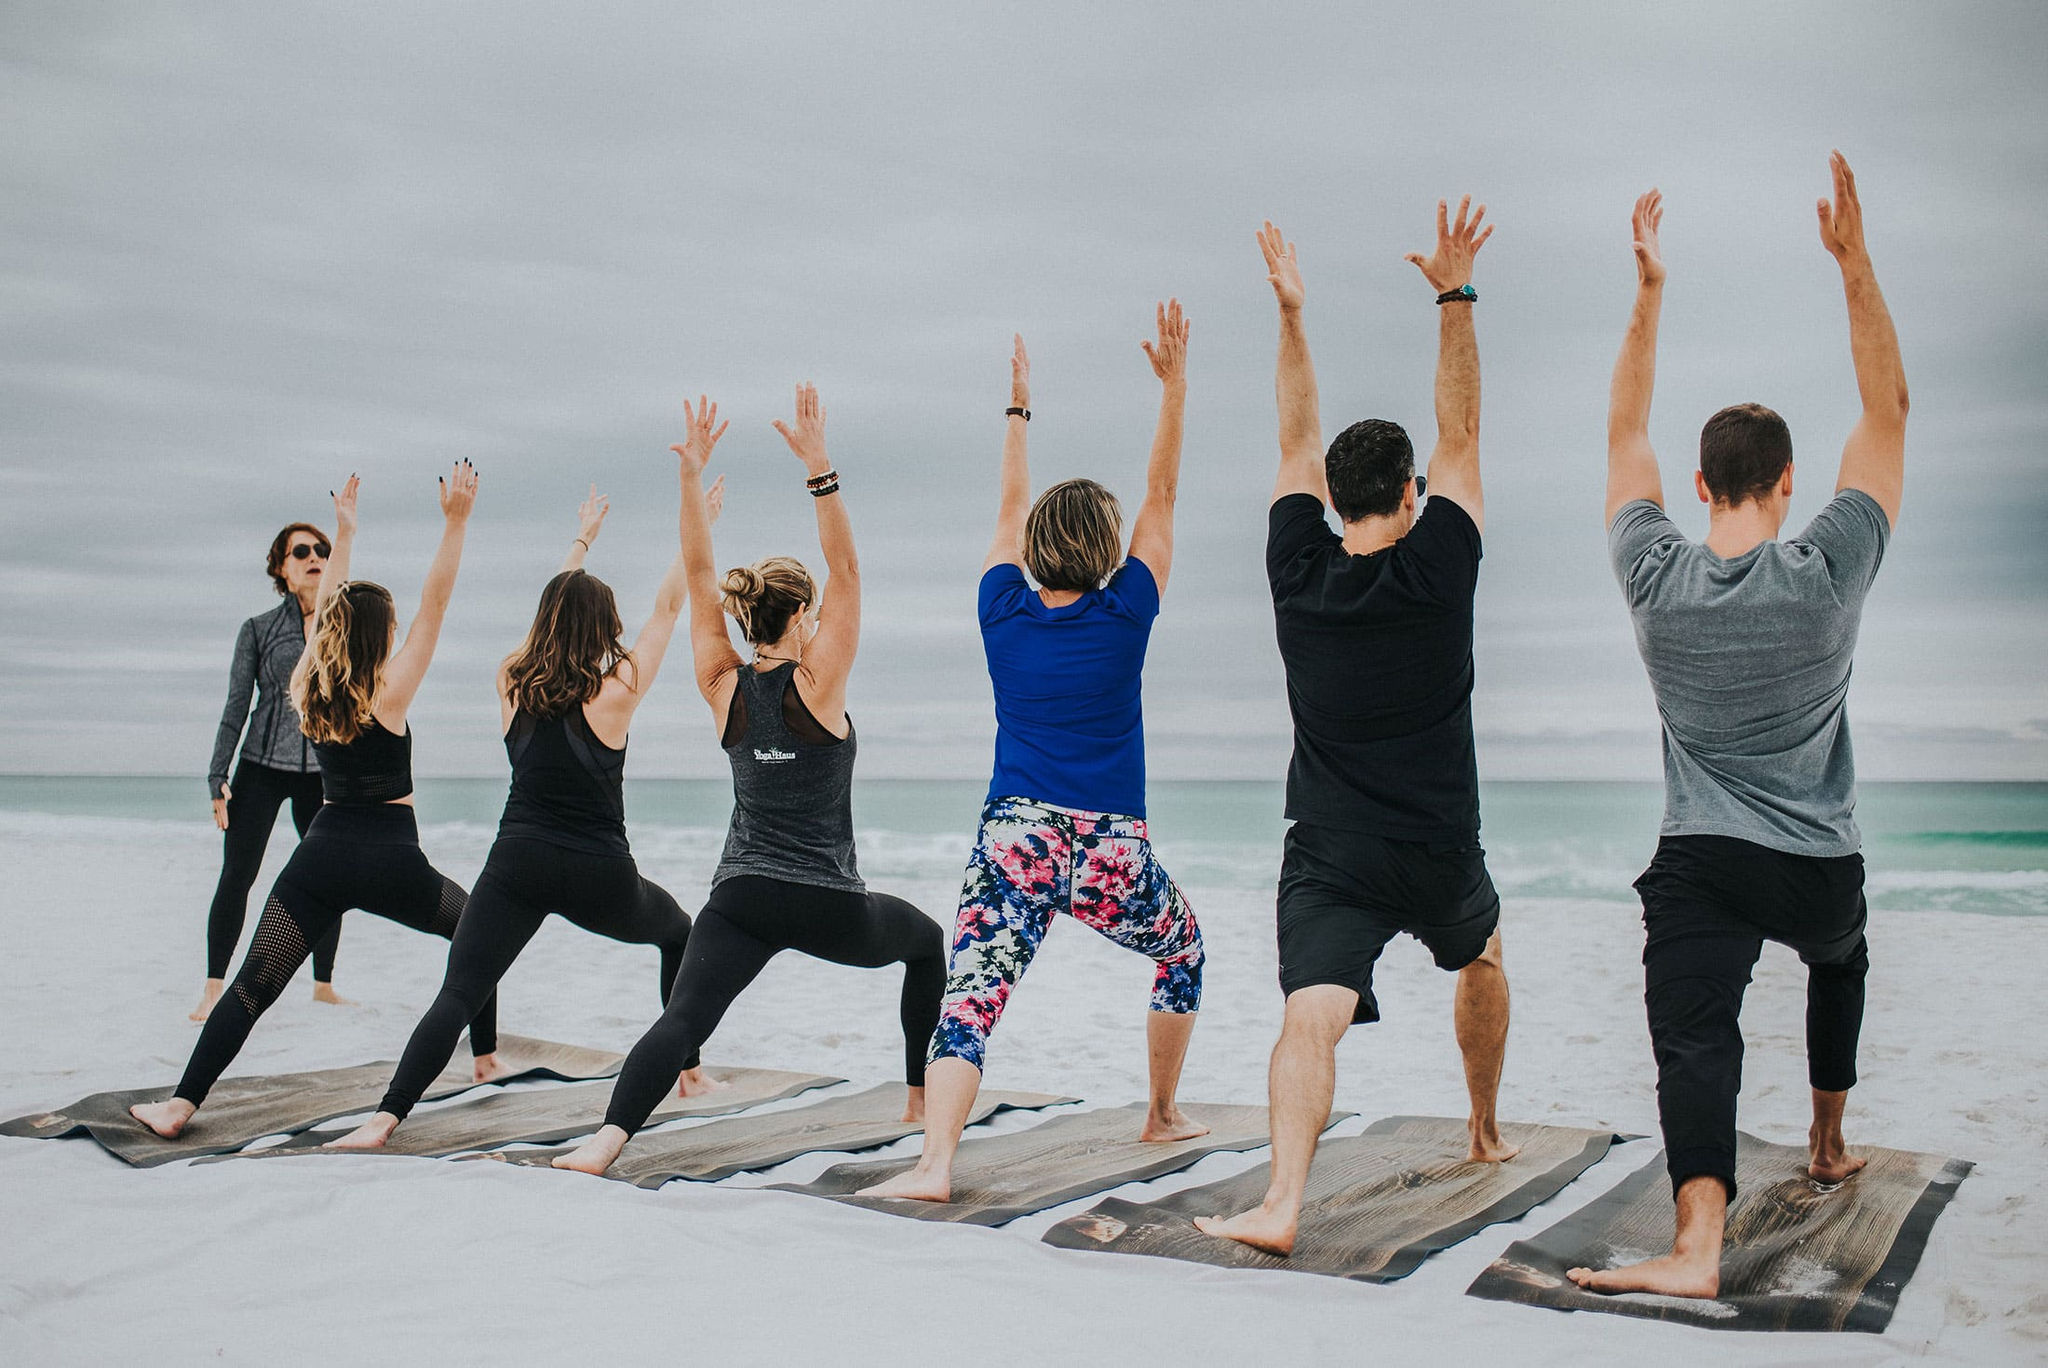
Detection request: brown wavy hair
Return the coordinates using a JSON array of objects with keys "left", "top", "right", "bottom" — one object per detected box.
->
[
  {"left": 720, "top": 556, "right": 815, "bottom": 646},
  {"left": 1024, "top": 478, "right": 1122, "bottom": 591},
  {"left": 292, "top": 581, "right": 395, "bottom": 745},
  {"left": 503, "top": 570, "right": 627, "bottom": 718},
  {"left": 266, "top": 522, "right": 329, "bottom": 595}
]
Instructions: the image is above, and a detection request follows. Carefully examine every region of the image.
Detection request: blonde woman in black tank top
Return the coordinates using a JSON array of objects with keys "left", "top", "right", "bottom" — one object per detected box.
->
[
  {"left": 553, "top": 386, "right": 944, "bottom": 1177},
  {"left": 331, "top": 443, "right": 726, "bottom": 1150},
  {"left": 131, "top": 466, "right": 496, "bottom": 1139}
]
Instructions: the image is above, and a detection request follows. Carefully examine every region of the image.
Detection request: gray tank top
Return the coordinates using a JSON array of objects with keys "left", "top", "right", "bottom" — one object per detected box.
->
[{"left": 713, "top": 661, "right": 862, "bottom": 893}]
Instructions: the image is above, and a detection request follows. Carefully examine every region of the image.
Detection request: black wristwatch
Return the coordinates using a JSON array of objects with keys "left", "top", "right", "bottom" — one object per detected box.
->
[
  {"left": 1006, "top": 406, "right": 1031, "bottom": 421},
  {"left": 1437, "top": 285, "right": 1478, "bottom": 305}
]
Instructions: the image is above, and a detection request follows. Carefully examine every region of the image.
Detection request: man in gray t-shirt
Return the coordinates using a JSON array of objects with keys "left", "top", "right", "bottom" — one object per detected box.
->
[{"left": 1569, "top": 154, "right": 1909, "bottom": 1303}]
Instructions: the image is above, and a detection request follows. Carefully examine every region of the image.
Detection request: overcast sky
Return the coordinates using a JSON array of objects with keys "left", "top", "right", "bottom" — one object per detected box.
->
[{"left": 2, "top": 2, "right": 2043, "bottom": 784}]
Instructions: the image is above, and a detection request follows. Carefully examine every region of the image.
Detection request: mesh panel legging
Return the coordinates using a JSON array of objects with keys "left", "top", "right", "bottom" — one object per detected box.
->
[
  {"left": 206, "top": 759, "right": 340, "bottom": 981},
  {"left": 176, "top": 805, "right": 494, "bottom": 1106},
  {"left": 602, "top": 874, "right": 945, "bottom": 1135},
  {"left": 377, "top": 837, "right": 693, "bottom": 1120}
]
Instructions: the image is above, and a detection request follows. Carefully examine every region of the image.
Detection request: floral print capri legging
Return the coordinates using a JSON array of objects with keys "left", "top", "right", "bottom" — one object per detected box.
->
[{"left": 928, "top": 795, "right": 1204, "bottom": 1072}]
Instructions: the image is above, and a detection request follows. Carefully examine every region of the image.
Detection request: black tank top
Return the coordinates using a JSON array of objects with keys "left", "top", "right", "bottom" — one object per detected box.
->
[
  {"left": 314, "top": 718, "right": 413, "bottom": 805},
  {"left": 714, "top": 662, "right": 861, "bottom": 892},
  {"left": 496, "top": 706, "right": 630, "bottom": 857}
]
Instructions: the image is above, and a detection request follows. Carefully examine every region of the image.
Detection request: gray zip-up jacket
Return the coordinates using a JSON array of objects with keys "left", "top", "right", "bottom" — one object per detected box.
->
[{"left": 208, "top": 598, "right": 316, "bottom": 798}]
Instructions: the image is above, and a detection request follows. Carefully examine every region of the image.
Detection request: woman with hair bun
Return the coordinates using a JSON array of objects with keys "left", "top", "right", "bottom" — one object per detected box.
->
[
  {"left": 863, "top": 305, "right": 1208, "bottom": 1204},
  {"left": 131, "top": 465, "right": 498, "bottom": 1139},
  {"left": 551, "top": 384, "right": 945, "bottom": 1177},
  {"left": 332, "top": 442, "right": 722, "bottom": 1150},
  {"left": 190, "top": 520, "right": 349, "bottom": 1022}
]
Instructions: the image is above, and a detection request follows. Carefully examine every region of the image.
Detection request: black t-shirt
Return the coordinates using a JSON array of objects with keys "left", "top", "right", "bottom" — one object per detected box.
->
[{"left": 1266, "top": 492, "right": 1482, "bottom": 843}]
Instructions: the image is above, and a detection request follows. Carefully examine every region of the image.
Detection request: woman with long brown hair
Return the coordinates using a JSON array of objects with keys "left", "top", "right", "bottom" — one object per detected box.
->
[
  {"left": 192, "top": 520, "right": 348, "bottom": 1022},
  {"left": 131, "top": 464, "right": 499, "bottom": 1139},
  {"left": 331, "top": 439, "right": 722, "bottom": 1150},
  {"left": 551, "top": 383, "right": 945, "bottom": 1178}
]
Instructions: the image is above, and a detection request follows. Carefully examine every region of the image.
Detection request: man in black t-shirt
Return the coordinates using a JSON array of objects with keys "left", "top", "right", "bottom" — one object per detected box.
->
[{"left": 1196, "top": 206, "right": 1514, "bottom": 1257}]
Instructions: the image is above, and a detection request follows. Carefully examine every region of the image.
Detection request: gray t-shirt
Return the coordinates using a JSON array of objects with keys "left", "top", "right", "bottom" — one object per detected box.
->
[{"left": 1609, "top": 489, "right": 1890, "bottom": 856}]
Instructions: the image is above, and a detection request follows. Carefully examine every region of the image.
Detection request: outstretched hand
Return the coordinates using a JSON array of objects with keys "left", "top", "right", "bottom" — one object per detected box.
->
[
  {"left": 576, "top": 483, "right": 610, "bottom": 546},
  {"left": 770, "top": 382, "right": 830, "bottom": 476},
  {"left": 1405, "top": 195, "right": 1493, "bottom": 293},
  {"left": 1258, "top": 222, "right": 1304, "bottom": 310},
  {"left": 670, "top": 396, "right": 730, "bottom": 477},
  {"left": 1632, "top": 189, "right": 1666, "bottom": 287},
  {"left": 705, "top": 473, "right": 725, "bottom": 526},
  {"left": 1141, "top": 299, "right": 1190, "bottom": 384},
  {"left": 331, "top": 474, "right": 360, "bottom": 536},
  {"left": 1010, "top": 334, "right": 1030, "bottom": 410},
  {"left": 437, "top": 459, "right": 478, "bottom": 523},
  {"left": 1817, "top": 149, "right": 1868, "bottom": 265}
]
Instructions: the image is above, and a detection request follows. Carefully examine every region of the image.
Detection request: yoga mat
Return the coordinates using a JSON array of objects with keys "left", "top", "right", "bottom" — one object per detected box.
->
[
  {"left": 0, "top": 1034, "right": 625, "bottom": 1168},
  {"left": 1465, "top": 1131, "right": 1973, "bottom": 1332},
  {"left": 777, "top": 1101, "right": 1345, "bottom": 1227},
  {"left": 200, "top": 1066, "right": 841, "bottom": 1161},
  {"left": 484, "top": 1083, "right": 1075, "bottom": 1188},
  {"left": 1040, "top": 1115, "right": 1625, "bottom": 1281}
]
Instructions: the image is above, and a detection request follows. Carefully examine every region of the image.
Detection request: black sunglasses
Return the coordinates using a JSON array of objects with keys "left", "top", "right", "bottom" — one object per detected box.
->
[
  {"left": 1414, "top": 475, "right": 1428, "bottom": 499},
  {"left": 290, "top": 542, "right": 332, "bottom": 560}
]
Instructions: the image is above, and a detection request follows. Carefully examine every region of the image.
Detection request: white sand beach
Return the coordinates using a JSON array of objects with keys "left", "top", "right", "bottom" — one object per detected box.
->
[{"left": 1, "top": 807, "right": 2043, "bottom": 1365}]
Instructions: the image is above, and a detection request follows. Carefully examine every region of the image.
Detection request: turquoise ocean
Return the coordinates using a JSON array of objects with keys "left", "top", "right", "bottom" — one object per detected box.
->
[{"left": 3, "top": 777, "right": 2042, "bottom": 918}]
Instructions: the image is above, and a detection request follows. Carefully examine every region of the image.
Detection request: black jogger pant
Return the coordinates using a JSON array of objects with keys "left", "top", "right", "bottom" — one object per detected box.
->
[
  {"left": 1636, "top": 833, "right": 1869, "bottom": 1199},
  {"left": 602, "top": 874, "right": 946, "bottom": 1135},
  {"left": 207, "top": 759, "right": 341, "bottom": 981},
  {"left": 377, "top": 837, "right": 692, "bottom": 1120}
]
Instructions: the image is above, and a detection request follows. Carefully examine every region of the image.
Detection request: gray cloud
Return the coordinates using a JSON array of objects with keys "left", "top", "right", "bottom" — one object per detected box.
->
[{"left": 2, "top": 1, "right": 2043, "bottom": 782}]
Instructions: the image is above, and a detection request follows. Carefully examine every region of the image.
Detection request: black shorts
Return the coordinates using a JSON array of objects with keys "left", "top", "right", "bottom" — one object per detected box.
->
[{"left": 1276, "top": 821, "right": 1500, "bottom": 1023}]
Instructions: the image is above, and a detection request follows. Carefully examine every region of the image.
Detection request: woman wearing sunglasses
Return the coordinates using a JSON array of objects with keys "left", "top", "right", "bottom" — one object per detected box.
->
[
  {"left": 191, "top": 522, "right": 348, "bottom": 1022},
  {"left": 132, "top": 465, "right": 500, "bottom": 1140}
]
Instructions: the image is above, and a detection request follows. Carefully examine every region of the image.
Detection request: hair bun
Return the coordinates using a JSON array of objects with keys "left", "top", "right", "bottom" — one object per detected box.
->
[{"left": 722, "top": 565, "right": 766, "bottom": 603}]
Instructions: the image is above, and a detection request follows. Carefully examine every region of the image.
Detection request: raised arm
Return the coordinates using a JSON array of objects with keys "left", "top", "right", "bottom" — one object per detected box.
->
[
  {"left": 1126, "top": 299, "right": 1190, "bottom": 593},
  {"left": 1819, "top": 151, "right": 1907, "bottom": 528},
  {"left": 583, "top": 471, "right": 724, "bottom": 740},
  {"left": 983, "top": 335, "right": 1033, "bottom": 572},
  {"left": 377, "top": 460, "right": 478, "bottom": 724},
  {"left": 1261, "top": 222, "right": 1326, "bottom": 506},
  {"left": 558, "top": 484, "right": 610, "bottom": 573},
  {"left": 1607, "top": 190, "right": 1669, "bottom": 522},
  {"left": 771, "top": 384, "right": 860, "bottom": 717},
  {"left": 1404, "top": 196, "right": 1492, "bottom": 532},
  {"left": 313, "top": 475, "right": 359, "bottom": 621},
  {"left": 670, "top": 396, "right": 743, "bottom": 715}
]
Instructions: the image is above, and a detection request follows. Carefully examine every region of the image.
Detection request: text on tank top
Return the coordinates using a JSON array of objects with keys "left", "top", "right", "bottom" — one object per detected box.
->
[{"left": 713, "top": 661, "right": 862, "bottom": 892}]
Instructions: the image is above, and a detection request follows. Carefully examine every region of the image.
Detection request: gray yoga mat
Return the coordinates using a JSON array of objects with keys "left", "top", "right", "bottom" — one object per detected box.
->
[
  {"left": 199, "top": 1066, "right": 841, "bottom": 1162},
  {"left": 1465, "top": 1131, "right": 1973, "bottom": 1332},
  {"left": 1040, "top": 1115, "right": 1625, "bottom": 1281},
  {"left": 484, "top": 1083, "right": 1076, "bottom": 1188},
  {"left": 776, "top": 1101, "right": 1346, "bottom": 1227},
  {"left": 0, "top": 1034, "right": 625, "bottom": 1168}
]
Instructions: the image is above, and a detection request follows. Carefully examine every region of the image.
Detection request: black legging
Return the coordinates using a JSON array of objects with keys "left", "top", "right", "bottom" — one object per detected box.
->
[
  {"left": 377, "top": 837, "right": 692, "bottom": 1120},
  {"left": 1636, "top": 834, "right": 1868, "bottom": 1199},
  {"left": 177, "top": 805, "right": 495, "bottom": 1106},
  {"left": 207, "top": 759, "right": 341, "bottom": 981},
  {"left": 602, "top": 873, "right": 945, "bottom": 1136}
]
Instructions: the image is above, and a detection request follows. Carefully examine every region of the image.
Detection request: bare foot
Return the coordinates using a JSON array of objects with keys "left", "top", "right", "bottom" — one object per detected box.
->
[
  {"left": 188, "top": 979, "right": 225, "bottom": 1023},
  {"left": 1809, "top": 1149, "right": 1867, "bottom": 1185},
  {"left": 472, "top": 1052, "right": 514, "bottom": 1084},
  {"left": 311, "top": 982, "right": 355, "bottom": 1006},
  {"left": 857, "top": 1166, "right": 951, "bottom": 1202},
  {"left": 552, "top": 1125, "right": 628, "bottom": 1175},
  {"left": 1140, "top": 1108, "right": 1210, "bottom": 1143},
  {"left": 1567, "top": 1251, "right": 1720, "bottom": 1299},
  {"left": 1193, "top": 1206, "right": 1296, "bottom": 1257},
  {"left": 1468, "top": 1127, "right": 1522, "bottom": 1163},
  {"left": 324, "top": 1112, "right": 400, "bottom": 1150},
  {"left": 674, "top": 1067, "right": 728, "bottom": 1099},
  {"left": 129, "top": 1098, "right": 197, "bottom": 1139}
]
